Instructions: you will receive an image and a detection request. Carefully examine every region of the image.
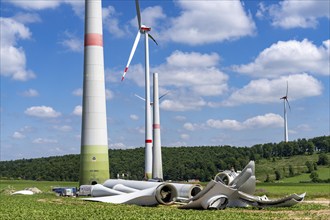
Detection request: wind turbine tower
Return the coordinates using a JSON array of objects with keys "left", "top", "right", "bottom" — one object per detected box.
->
[
  {"left": 80, "top": 0, "right": 109, "bottom": 185},
  {"left": 152, "top": 73, "right": 163, "bottom": 180},
  {"left": 280, "top": 82, "right": 291, "bottom": 143},
  {"left": 121, "top": 0, "right": 157, "bottom": 180}
]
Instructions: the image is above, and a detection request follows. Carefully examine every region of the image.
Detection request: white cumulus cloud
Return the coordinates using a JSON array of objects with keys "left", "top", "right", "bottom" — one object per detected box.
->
[
  {"left": 183, "top": 122, "right": 203, "bottom": 131},
  {"left": 243, "top": 113, "right": 283, "bottom": 128},
  {"left": 0, "top": 17, "right": 36, "bottom": 81},
  {"left": 12, "top": 131, "right": 25, "bottom": 139},
  {"left": 206, "top": 113, "right": 283, "bottom": 130},
  {"left": 6, "top": 0, "right": 84, "bottom": 16},
  {"left": 160, "top": 97, "right": 207, "bottom": 112},
  {"left": 157, "top": 51, "right": 228, "bottom": 96},
  {"left": 207, "top": 119, "right": 244, "bottom": 131},
  {"left": 131, "top": 5, "right": 166, "bottom": 31},
  {"left": 7, "top": 0, "right": 61, "bottom": 10},
  {"left": 162, "top": 0, "right": 256, "bottom": 45},
  {"left": 103, "top": 5, "right": 127, "bottom": 38},
  {"left": 233, "top": 39, "right": 330, "bottom": 78},
  {"left": 222, "top": 74, "right": 323, "bottom": 106},
  {"left": 73, "top": 105, "right": 82, "bottom": 116},
  {"left": 25, "top": 106, "right": 61, "bottom": 118},
  {"left": 257, "top": 0, "right": 330, "bottom": 29},
  {"left": 127, "top": 51, "right": 228, "bottom": 111}
]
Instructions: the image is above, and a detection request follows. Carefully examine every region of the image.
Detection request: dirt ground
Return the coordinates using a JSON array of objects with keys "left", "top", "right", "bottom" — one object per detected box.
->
[{"left": 303, "top": 198, "right": 329, "bottom": 206}]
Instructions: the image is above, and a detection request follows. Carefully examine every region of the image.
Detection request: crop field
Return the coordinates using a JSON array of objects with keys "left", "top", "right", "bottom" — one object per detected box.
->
[{"left": 1, "top": 180, "right": 329, "bottom": 219}]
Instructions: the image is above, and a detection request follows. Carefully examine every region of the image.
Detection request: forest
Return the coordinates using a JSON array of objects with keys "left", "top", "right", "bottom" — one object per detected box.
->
[{"left": 0, "top": 136, "right": 329, "bottom": 182}]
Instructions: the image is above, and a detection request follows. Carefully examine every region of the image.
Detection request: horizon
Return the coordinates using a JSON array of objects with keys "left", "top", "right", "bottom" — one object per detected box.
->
[{"left": 2, "top": 134, "right": 328, "bottom": 162}]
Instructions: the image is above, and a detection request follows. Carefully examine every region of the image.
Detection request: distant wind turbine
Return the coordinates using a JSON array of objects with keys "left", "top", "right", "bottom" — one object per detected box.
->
[
  {"left": 134, "top": 86, "right": 168, "bottom": 181},
  {"left": 280, "top": 81, "right": 291, "bottom": 142},
  {"left": 121, "top": 0, "right": 158, "bottom": 180}
]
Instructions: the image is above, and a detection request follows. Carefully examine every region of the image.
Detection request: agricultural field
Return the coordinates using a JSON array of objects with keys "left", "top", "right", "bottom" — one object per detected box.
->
[{"left": 1, "top": 180, "right": 329, "bottom": 219}]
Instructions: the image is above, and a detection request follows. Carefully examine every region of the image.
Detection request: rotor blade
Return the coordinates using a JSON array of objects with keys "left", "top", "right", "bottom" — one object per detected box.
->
[
  {"left": 122, "top": 31, "right": 141, "bottom": 81},
  {"left": 286, "top": 99, "right": 291, "bottom": 111},
  {"left": 134, "top": 94, "right": 145, "bottom": 101},
  {"left": 286, "top": 81, "right": 289, "bottom": 97},
  {"left": 159, "top": 91, "right": 170, "bottom": 100},
  {"left": 148, "top": 34, "right": 158, "bottom": 45},
  {"left": 135, "top": 0, "right": 142, "bottom": 28}
]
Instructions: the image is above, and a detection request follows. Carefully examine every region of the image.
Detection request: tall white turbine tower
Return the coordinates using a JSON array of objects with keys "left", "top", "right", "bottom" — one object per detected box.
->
[
  {"left": 280, "top": 82, "right": 291, "bottom": 143},
  {"left": 152, "top": 73, "right": 163, "bottom": 180},
  {"left": 80, "top": 0, "right": 109, "bottom": 185},
  {"left": 121, "top": 0, "right": 157, "bottom": 180}
]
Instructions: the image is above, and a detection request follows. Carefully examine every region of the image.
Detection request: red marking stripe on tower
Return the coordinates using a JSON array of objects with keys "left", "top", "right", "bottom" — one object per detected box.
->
[
  {"left": 145, "top": 139, "right": 152, "bottom": 143},
  {"left": 85, "top": 33, "right": 103, "bottom": 47},
  {"left": 153, "top": 124, "right": 160, "bottom": 129}
]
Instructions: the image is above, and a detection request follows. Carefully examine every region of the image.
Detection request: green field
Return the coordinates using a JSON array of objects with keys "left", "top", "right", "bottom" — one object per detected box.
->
[
  {"left": 256, "top": 183, "right": 330, "bottom": 199},
  {"left": 1, "top": 180, "right": 329, "bottom": 220},
  {"left": 255, "top": 154, "right": 329, "bottom": 182},
  {"left": 280, "top": 167, "right": 330, "bottom": 183}
]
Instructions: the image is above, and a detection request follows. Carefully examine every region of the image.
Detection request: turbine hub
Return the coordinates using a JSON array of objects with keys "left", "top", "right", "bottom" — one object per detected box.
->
[{"left": 140, "top": 25, "right": 151, "bottom": 32}]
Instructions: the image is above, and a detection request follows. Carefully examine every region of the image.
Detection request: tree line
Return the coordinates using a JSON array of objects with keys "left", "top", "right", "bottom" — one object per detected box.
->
[{"left": 0, "top": 136, "right": 329, "bottom": 182}]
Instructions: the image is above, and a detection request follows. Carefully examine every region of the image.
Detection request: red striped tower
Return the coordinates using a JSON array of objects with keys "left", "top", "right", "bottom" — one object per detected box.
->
[
  {"left": 152, "top": 73, "right": 163, "bottom": 180},
  {"left": 79, "top": 0, "right": 109, "bottom": 186}
]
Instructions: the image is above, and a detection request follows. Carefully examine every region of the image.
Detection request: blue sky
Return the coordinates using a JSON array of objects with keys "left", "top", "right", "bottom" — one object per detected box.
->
[{"left": 1, "top": 0, "right": 329, "bottom": 161}]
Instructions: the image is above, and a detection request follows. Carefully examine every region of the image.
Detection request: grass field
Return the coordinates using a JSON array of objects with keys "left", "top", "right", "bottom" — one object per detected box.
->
[
  {"left": 280, "top": 167, "right": 330, "bottom": 183},
  {"left": 255, "top": 154, "right": 330, "bottom": 182},
  {"left": 256, "top": 183, "right": 330, "bottom": 199},
  {"left": 1, "top": 180, "right": 329, "bottom": 220}
]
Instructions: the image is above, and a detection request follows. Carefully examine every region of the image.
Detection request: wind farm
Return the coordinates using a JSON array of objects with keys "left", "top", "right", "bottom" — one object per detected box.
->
[
  {"left": 121, "top": 0, "right": 159, "bottom": 180},
  {"left": 1, "top": 0, "right": 329, "bottom": 217},
  {"left": 70, "top": 0, "right": 305, "bottom": 209}
]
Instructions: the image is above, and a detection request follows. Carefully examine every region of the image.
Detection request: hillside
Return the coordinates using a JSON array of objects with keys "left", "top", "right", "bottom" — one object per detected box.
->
[
  {"left": 0, "top": 136, "right": 329, "bottom": 182},
  {"left": 255, "top": 154, "right": 330, "bottom": 182}
]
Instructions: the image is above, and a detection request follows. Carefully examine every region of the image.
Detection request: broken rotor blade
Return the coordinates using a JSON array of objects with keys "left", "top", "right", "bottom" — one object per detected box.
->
[{"left": 122, "top": 31, "right": 141, "bottom": 81}]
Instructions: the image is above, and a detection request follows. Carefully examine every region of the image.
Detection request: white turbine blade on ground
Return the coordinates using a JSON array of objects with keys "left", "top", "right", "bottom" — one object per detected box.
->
[
  {"left": 122, "top": 31, "right": 141, "bottom": 81},
  {"left": 135, "top": 0, "right": 142, "bottom": 28}
]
